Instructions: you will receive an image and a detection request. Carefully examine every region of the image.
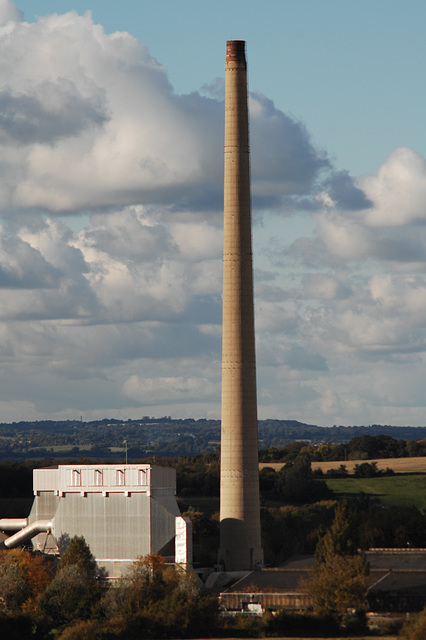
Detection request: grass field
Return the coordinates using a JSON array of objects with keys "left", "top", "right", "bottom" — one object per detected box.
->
[
  {"left": 259, "top": 457, "right": 426, "bottom": 509},
  {"left": 325, "top": 474, "right": 426, "bottom": 509}
]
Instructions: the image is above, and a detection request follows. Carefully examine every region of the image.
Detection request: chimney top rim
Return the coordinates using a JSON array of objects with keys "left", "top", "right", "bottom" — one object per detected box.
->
[{"left": 226, "top": 41, "right": 246, "bottom": 67}]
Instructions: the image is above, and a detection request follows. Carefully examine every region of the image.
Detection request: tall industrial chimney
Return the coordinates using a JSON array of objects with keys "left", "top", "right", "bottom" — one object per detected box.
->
[{"left": 218, "top": 40, "right": 264, "bottom": 572}]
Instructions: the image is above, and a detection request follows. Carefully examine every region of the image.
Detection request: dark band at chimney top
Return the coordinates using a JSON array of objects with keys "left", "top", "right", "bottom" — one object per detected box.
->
[{"left": 226, "top": 40, "right": 246, "bottom": 66}]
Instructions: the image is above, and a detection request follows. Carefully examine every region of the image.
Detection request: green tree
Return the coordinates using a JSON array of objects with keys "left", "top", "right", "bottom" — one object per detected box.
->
[
  {"left": 39, "top": 566, "right": 97, "bottom": 626},
  {"left": 38, "top": 536, "right": 102, "bottom": 628},
  {"left": 271, "top": 457, "right": 332, "bottom": 504},
  {"left": 316, "top": 501, "right": 356, "bottom": 560},
  {"left": 261, "top": 501, "right": 336, "bottom": 565},
  {"left": 59, "top": 535, "right": 98, "bottom": 580},
  {"left": 96, "top": 553, "right": 218, "bottom": 638},
  {"left": 183, "top": 509, "right": 219, "bottom": 566},
  {"left": 0, "top": 561, "right": 30, "bottom": 614},
  {"left": 304, "top": 502, "right": 369, "bottom": 625},
  {"left": 354, "top": 461, "right": 380, "bottom": 477},
  {"left": 370, "top": 505, "right": 426, "bottom": 548},
  {"left": 0, "top": 548, "right": 53, "bottom": 614}
]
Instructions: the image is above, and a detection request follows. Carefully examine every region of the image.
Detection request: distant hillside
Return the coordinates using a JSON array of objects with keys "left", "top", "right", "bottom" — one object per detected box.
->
[
  {"left": 259, "top": 420, "right": 426, "bottom": 447},
  {"left": 2, "top": 417, "right": 426, "bottom": 460}
]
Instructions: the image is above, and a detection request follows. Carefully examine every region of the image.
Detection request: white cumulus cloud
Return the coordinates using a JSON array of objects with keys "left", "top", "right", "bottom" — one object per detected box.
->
[{"left": 1, "top": 2, "right": 426, "bottom": 427}]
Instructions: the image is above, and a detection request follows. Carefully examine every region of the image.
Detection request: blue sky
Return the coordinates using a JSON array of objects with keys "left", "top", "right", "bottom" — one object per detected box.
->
[
  {"left": 17, "top": 0, "right": 426, "bottom": 176},
  {"left": 2, "top": 0, "right": 426, "bottom": 427}
]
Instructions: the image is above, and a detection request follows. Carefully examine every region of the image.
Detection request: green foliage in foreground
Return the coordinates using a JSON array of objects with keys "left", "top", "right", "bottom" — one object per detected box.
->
[
  {"left": 0, "top": 541, "right": 220, "bottom": 639},
  {"left": 0, "top": 532, "right": 389, "bottom": 639},
  {"left": 326, "top": 473, "right": 426, "bottom": 509},
  {"left": 304, "top": 502, "right": 369, "bottom": 627}
]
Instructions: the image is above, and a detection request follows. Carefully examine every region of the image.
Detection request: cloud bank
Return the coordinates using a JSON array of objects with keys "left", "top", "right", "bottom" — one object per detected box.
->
[{"left": 0, "top": 2, "right": 426, "bottom": 427}]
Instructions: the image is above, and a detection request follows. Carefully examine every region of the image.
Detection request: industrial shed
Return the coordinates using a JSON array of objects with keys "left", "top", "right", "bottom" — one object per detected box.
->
[
  {"left": 220, "top": 550, "right": 426, "bottom": 615},
  {"left": 366, "top": 549, "right": 426, "bottom": 613},
  {"left": 0, "top": 464, "right": 192, "bottom": 578},
  {"left": 219, "top": 567, "right": 313, "bottom": 613}
]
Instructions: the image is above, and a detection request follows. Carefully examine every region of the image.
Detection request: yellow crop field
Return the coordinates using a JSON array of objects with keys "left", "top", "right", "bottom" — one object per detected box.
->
[{"left": 259, "top": 456, "right": 426, "bottom": 474}]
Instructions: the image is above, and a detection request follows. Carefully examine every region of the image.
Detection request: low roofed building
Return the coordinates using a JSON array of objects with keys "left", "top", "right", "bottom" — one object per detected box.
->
[{"left": 220, "top": 549, "right": 426, "bottom": 615}]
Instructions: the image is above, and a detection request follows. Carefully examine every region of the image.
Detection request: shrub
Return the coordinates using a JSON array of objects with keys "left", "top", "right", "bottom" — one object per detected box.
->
[
  {"left": 399, "top": 606, "right": 426, "bottom": 640},
  {"left": 0, "top": 548, "right": 54, "bottom": 614},
  {"left": 56, "top": 619, "right": 100, "bottom": 640}
]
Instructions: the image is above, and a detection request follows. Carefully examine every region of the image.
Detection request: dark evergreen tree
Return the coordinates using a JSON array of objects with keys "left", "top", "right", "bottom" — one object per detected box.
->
[
  {"left": 304, "top": 502, "right": 369, "bottom": 626},
  {"left": 38, "top": 536, "right": 102, "bottom": 629},
  {"left": 59, "top": 535, "right": 98, "bottom": 580}
]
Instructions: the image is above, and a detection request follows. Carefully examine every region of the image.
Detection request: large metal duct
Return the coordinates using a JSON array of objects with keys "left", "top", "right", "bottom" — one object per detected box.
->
[
  {"left": 0, "top": 518, "right": 28, "bottom": 531},
  {"left": 1, "top": 519, "right": 52, "bottom": 548}
]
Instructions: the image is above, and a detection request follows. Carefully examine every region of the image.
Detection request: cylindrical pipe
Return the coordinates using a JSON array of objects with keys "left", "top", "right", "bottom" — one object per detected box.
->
[
  {"left": 3, "top": 520, "right": 52, "bottom": 548},
  {"left": 0, "top": 518, "right": 28, "bottom": 531},
  {"left": 218, "top": 40, "right": 263, "bottom": 572}
]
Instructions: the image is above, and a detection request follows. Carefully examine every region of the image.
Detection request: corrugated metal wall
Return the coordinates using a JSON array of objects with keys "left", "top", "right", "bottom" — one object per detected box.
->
[{"left": 26, "top": 464, "right": 187, "bottom": 575}]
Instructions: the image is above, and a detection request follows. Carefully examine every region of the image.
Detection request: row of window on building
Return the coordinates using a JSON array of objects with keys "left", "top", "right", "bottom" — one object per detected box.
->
[{"left": 69, "top": 468, "right": 149, "bottom": 488}]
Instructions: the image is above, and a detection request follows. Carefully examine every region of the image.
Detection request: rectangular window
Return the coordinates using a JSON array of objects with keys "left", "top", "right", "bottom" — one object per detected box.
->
[
  {"left": 72, "top": 470, "right": 81, "bottom": 487},
  {"left": 139, "top": 468, "right": 148, "bottom": 485},
  {"left": 116, "top": 469, "right": 125, "bottom": 486},
  {"left": 95, "top": 469, "right": 103, "bottom": 487}
]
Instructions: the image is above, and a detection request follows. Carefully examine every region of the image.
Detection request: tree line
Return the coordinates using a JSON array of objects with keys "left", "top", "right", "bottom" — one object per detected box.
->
[
  {"left": 0, "top": 536, "right": 218, "bottom": 639},
  {"left": 2, "top": 418, "right": 426, "bottom": 460},
  {"left": 2, "top": 518, "right": 426, "bottom": 638},
  {"left": 3, "top": 435, "right": 426, "bottom": 636},
  {"left": 259, "top": 432, "right": 426, "bottom": 462}
]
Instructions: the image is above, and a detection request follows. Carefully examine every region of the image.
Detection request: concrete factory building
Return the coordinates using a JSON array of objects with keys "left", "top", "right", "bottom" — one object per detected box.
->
[{"left": 0, "top": 464, "right": 192, "bottom": 578}]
